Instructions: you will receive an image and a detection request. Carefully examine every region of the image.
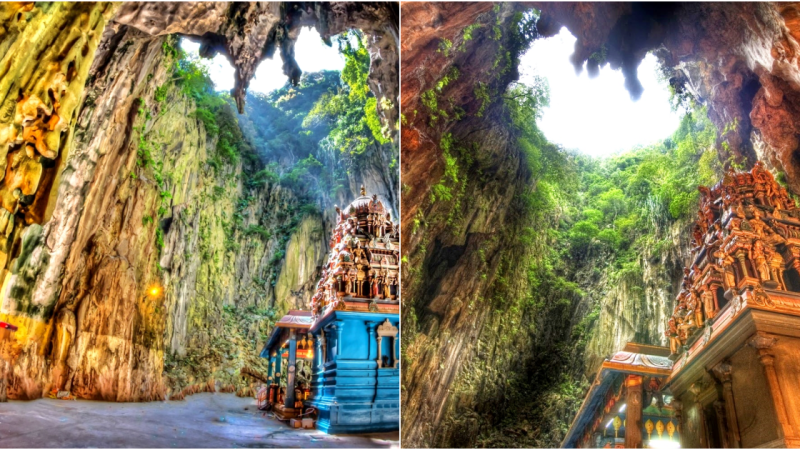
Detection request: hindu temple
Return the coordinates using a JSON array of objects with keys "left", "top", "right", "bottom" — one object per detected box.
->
[
  {"left": 564, "top": 163, "right": 800, "bottom": 448},
  {"left": 260, "top": 187, "right": 400, "bottom": 434}
]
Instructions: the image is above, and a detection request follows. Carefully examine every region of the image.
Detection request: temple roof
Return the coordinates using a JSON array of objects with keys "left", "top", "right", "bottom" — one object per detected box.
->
[
  {"left": 275, "top": 310, "right": 313, "bottom": 329},
  {"left": 260, "top": 310, "right": 312, "bottom": 358},
  {"left": 561, "top": 344, "right": 672, "bottom": 448}
]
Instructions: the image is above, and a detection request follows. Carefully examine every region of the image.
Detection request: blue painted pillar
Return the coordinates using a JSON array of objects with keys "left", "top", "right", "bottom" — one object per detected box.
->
[
  {"left": 314, "top": 334, "right": 323, "bottom": 372},
  {"left": 366, "top": 321, "right": 377, "bottom": 361},
  {"left": 267, "top": 355, "right": 274, "bottom": 383},
  {"left": 274, "top": 351, "right": 282, "bottom": 384},
  {"left": 335, "top": 320, "right": 345, "bottom": 360},
  {"left": 285, "top": 330, "right": 297, "bottom": 409}
]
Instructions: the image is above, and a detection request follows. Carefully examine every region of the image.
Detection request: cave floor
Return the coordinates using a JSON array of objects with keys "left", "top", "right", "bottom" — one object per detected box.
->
[{"left": 0, "top": 393, "right": 399, "bottom": 448}]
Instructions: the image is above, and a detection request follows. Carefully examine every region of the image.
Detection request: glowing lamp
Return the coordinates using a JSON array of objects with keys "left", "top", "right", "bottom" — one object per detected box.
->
[{"left": 148, "top": 286, "right": 162, "bottom": 297}]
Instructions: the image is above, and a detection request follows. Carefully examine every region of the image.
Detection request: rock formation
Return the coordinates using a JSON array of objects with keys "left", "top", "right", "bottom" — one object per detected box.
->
[
  {"left": 401, "top": 1, "right": 800, "bottom": 447},
  {"left": 0, "top": 2, "right": 398, "bottom": 402}
]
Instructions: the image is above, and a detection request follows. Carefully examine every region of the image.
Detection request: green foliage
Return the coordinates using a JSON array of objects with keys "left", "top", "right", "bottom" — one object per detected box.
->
[
  {"left": 154, "top": 84, "right": 169, "bottom": 103},
  {"left": 303, "top": 31, "right": 391, "bottom": 155},
  {"left": 474, "top": 82, "right": 490, "bottom": 118},
  {"left": 437, "top": 38, "right": 453, "bottom": 57},
  {"left": 564, "top": 106, "right": 722, "bottom": 270},
  {"left": 156, "top": 227, "right": 165, "bottom": 249},
  {"left": 245, "top": 224, "right": 272, "bottom": 240}
]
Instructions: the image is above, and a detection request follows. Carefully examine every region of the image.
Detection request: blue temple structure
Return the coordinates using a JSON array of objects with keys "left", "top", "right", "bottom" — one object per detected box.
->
[{"left": 260, "top": 187, "right": 400, "bottom": 434}]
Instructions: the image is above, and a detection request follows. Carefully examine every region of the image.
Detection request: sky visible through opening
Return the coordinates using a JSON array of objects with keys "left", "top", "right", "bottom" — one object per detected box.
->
[
  {"left": 180, "top": 27, "right": 345, "bottom": 95},
  {"left": 519, "top": 27, "right": 682, "bottom": 157}
]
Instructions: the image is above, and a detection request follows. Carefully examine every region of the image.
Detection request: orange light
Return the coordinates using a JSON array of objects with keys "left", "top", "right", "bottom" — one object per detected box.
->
[{"left": 148, "top": 286, "right": 161, "bottom": 297}]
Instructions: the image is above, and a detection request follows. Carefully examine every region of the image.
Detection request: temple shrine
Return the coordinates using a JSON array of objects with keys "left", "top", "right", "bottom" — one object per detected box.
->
[
  {"left": 260, "top": 187, "right": 400, "bottom": 434},
  {"left": 565, "top": 162, "right": 800, "bottom": 448}
]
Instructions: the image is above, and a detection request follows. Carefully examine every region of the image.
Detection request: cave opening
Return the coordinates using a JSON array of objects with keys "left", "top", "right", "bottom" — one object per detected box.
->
[
  {"left": 518, "top": 26, "right": 681, "bottom": 157},
  {"left": 179, "top": 27, "right": 346, "bottom": 95}
]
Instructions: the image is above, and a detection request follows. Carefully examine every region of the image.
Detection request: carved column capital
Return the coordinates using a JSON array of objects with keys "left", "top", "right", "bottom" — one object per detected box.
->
[
  {"left": 748, "top": 333, "right": 777, "bottom": 355},
  {"left": 711, "top": 360, "right": 733, "bottom": 383}
]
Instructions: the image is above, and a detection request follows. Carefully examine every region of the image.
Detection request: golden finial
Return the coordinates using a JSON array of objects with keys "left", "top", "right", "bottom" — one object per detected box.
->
[{"left": 360, "top": 185, "right": 366, "bottom": 196}]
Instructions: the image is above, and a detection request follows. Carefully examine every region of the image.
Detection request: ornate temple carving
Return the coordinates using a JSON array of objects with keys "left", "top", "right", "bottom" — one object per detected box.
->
[
  {"left": 309, "top": 186, "right": 400, "bottom": 319},
  {"left": 667, "top": 162, "right": 800, "bottom": 358}
]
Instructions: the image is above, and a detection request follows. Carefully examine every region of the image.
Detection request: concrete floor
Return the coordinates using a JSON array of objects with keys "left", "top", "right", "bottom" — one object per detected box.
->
[{"left": 0, "top": 393, "right": 399, "bottom": 448}]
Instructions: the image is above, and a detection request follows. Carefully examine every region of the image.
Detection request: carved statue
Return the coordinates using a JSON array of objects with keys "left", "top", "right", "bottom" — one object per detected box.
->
[
  {"left": 700, "top": 289, "right": 716, "bottom": 321},
  {"left": 716, "top": 251, "right": 737, "bottom": 292},
  {"left": 308, "top": 186, "right": 399, "bottom": 318},
  {"left": 750, "top": 240, "right": 771, "bottom": 282},
  {"left": 667, "top": 318, "right": 680, "bottom": 355},
  {"left": 372, "top": 275, "right": 380, "bottom": 298},
  {"left": 688, "top": 288, "right": 703, "bottom": 327},
  {"left": 666, "top": 163, "right": 800, "bottom": 359}
]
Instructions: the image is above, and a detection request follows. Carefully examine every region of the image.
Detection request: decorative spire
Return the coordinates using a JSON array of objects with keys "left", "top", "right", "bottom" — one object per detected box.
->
[{"left": 360, "top": 185, "right": 366, "bottom": 196}]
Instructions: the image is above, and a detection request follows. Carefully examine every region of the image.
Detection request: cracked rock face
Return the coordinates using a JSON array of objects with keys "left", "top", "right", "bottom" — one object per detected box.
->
[
  {"left": 400, "top": 1, "right": 800, "bottom": 447},
  {"left": 0, "top": 1, "right": 398, "bottom": 402}
]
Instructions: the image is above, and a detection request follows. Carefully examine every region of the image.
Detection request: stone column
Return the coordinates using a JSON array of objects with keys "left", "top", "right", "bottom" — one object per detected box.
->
[
  {"left": 335, "top": 320, "right": 345, "bottom": 360},
  {"left": 274, "top": 352, "right": 282, "bottom": 382},
  {"left": 672, "top": 399, "right": 684, "bottom": 447},
  {"left": 366, "top": 321, "right": 377, "bottom": 361},
  {"left": 712, "top": 361, "right": 740, "bottom": 448},
  {"left": 713, "top": 400, "right": 731, "bottom": 448},
  {"left": 319, "top": 330, "right": 327, "bottom": 366},
  {"left": 285, "top": 330, "right": 297, "bottom": 409},
  {"left": 314, "top": 334, "right": 323, "bottom": 372},
  {"left": 376, "top": 335, "right": 383, "bottom": 368},
  {"left": 749, "top": 334, "right": 796, "bottom": 443},
  {"left": 625, "top": 375, "right": 643, "bottom": 449},
  {"left": 391, "top": 323, "right": 398, "bottom": 368},
  {"left": 267, "top": 354, "right": 274, "bottom": 384}
]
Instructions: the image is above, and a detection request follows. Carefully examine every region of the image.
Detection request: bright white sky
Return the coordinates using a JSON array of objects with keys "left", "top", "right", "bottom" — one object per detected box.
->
[
  {"left": 519, "top": 27, "right": 681, "bottom": 157},
  {"left": 180, "top": 27, "right": 345, "bottom": 94}
]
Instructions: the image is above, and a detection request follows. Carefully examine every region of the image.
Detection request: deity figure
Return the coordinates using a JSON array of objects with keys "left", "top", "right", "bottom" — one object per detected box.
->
[
  {"left": 750, "top": 240, "right": 771, "bottom": 282},
  {"left": 691, "top": 225, "right": 704, "bottom": 250},
  {"left": 677, "top": 308, "right": 696, "bottom": 337},
  {"left": 769, "top": 251, "right": 787, "bottom": 289},
  {"left": 700, "top": 288, "right": 716, "bottom": 321},
  {"left": 349, "top": 268, "right": 358, "bottom": 294},
  {"left": 688, "top": 288, "right": 703, "bottom": 327},
  {"left": 384, "top": 276, "right": 391, "bottom": 299},
  {"left": 716, "top": 251, "right": 737, "bottom": 292},
  {"left": 698, "top": 210, "right": 709, "bottom": 234},
  {"left": 705, "top": 221, "right": 723, "bottom": 249},
  {"left": 682, "top": 268, "right": 692, "bottom": 290},
  {"left": 372, "top": 275, "right": 380, "bottom": 298},
  {"left": 735, "top": 201, "right": 746, "bottom": 220},
  {"left": 751, "top": 208, "right": 768, "bottom": 237},
  {"left": 343, "top": 273, "right": 351, "bottom": 295},
  {"left": 666, "top": 318, "right": 680, "bottom": 354}
]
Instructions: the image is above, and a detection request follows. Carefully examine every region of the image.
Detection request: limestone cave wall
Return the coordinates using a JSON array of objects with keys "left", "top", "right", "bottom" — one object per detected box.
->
[
  {"left": 401, "top": 1, "right": 800, "bottom": 447},
  {"left": 0, "top": 2, "right": 398, "bottom": 402}
]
